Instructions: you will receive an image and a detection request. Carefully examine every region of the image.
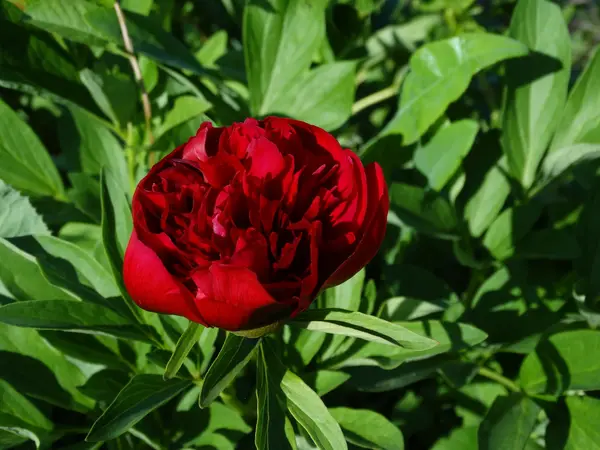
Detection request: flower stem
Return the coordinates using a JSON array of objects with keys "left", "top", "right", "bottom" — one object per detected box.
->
[{"left": 478, "top": 366, "right": 522, "bottom": 393}]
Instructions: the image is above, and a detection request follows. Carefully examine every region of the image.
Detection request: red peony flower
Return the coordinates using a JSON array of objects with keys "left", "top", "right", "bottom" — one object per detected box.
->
[{"left": 123, "top": 117, "right": 388, "bottom": 332}]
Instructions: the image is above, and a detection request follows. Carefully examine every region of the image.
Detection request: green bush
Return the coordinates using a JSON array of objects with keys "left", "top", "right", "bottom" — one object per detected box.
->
[{"left": 1, "top": 0, "right": 599, "bottom": 449}]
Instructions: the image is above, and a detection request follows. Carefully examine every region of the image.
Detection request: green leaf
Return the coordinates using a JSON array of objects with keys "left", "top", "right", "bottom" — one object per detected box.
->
[
  {"left": 292, "top": 308, "right": 438, "bottom": 350},
  {"left": 78, "top": 369, "right": 131, "bottom": 403},
  {"left": 255, "top": 345, "right": 295, "bottom": 450},
  {"left": 432, "top": 427, "right": 478, "bottom": 450},
  {"left": 541, "top": 144, "right": 600, "bottom": 181},
  {"left": 319, "top": 270, "right": 365, "bottom": 360},
  {"left": 0, "top": 180, "right": 49, "bottom": 238},
  {"left": 330, "top": 407, "right": 404, "bottom": 450},
  {"left": 388, "top": 183, "right": 458, "bottom": 239},
  {"left": 0, "top": 300, "right": 153, "bottom": 342},
  {"left": 292, "top": 327, "right": 327, "bottom": 366},
  {"left": 157, "top": 95, "right": 212, "bottom": 139},
  {"left": 415, "top": 120, "right": 479, "bottom": 191},
  {"left": 263, "top": 341, "right": 347, "bottom": 450},
  {"left": 0, "top": 16, "right": 99, "bottom": 115},
  {"left": 267, "top": 62, "right": 356, "bottom": 131},
  {"left": 0, "top": 237, "right": 76, "bottom": 302},
  {"left": 164, "top": 321, "right": 204, "bottom": 380},
  {"left": 59, "top": 106, "right": 128, "bottom": 189},
  {"left": 482, "top": 201, "right": 543, "bottom": 260},
  {"left": 363, "top": 33, "right": 527, "bottom": 153},
  {"left": 199, "top": 333, "right": 261, "bottom": 407},
  {"left": 243, "top": 0, "right": 327, "bottom": 115},
  {"left": 517, "top": 228, "right": 580, "bottom": 260},
  {"left": 366, "top": 15, "right": 441, "bottom": 55},
  {"left": 100, "top": 171, "right": 142, "bottom": 323},
  {"left": 463, "top": 155, "right": 511, "bottom": 238},
  {"left": 0, "top": 412, "right": 45, "bottom": 450},
  {"left": 478, "top": 394, "right": 540, "bottom": 450},
  {"left": 59, "top": 222, "right": 109, "bottom": 269},
  {"left": 0, "top": 379, "right": 52, "bottom": 432},
  {"left": 0, "top": 99, "right": 64, "bottom": 198},
  {"left": 195, "top": 30, "right": 228, "bottom": 67},
  {"left": 0, "top": 323, "right": 93, "bottom": 411},
  {"left": 24, "top": 0, "right": 204, "bottom": 74},
  {"left": 501, "top": 0, "right": 571, "bottom": 189},
  {"left": 551, "top": 46, "right": 600, "bottom": 149},
  {"left": 344, "top": 321, "right": 487, "bottom": 369},
  {"left": 313, "top": 370, "right": 351, "bottom": 396},
  {"left": 548, "top": 396, "right": 600, "bottom": 450},
  {"left": 519, "top": 329, "right": 600, "bottom": 395},
  {"left": 86, "top": 374, "right": 191, "bottom": 442},
  {"left": 80, "top": 67, "right": 137, "bottom": 127}
]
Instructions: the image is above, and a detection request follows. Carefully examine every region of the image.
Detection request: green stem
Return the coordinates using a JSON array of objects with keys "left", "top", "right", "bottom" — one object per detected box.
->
[
  {"left": 352, "top": 86, "right": 399, "bottom": 116},
  {"left": 478, "top": 366, "right": 521, "bottom": 393}
]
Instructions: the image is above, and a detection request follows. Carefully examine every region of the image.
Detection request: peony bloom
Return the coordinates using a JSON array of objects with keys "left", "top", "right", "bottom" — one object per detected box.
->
[{"left": 123, "top": 117, "right": 388, "bottom": 332}]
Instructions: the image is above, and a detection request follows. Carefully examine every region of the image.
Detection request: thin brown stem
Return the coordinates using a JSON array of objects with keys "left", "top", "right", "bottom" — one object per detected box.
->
[{"left": 114, "top": 0, "right": 154, "bottom": 145}]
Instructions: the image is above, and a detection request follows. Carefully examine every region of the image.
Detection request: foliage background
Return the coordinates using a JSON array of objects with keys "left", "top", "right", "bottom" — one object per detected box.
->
[{"left": 1, "top": 0, "right": 600, "bottom": 449}]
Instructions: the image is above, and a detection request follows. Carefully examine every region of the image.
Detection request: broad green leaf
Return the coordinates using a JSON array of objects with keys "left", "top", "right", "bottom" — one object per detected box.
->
[
  {"left": 293, "top": 328, "right": 327, "bottom": 366},
  {"left": 243, "top": 0, "right": 327, "bottom": 115},
  {"left": 482, "top": 201, "right": 543, "bottom": 260},
  {"left": 0, "top": 350, "right": 87, "bottom": 411},
  {"left": 319, "top": 270, "right": 365, "bottom": 360},
  {"left": 432, "top": 427, "right": 478, "bottom": 450},
  {"left": 464, "top": 157, "right": 511, "bottom": 237},
  {"left": 0, "top": 380, "right": 52, "bottom": 432},
  {"left": 388, "top": 183, "right": 458, "bottom": 239},
  {"left": 80, "top": 67, "right": 137, "bottom": 127},
  {"left": 0, "top": 412, "right": 45, "bottom": 449},
  {"left": 519, "top": 329, "right": 600, "bottom": 395},
  {"left": 313, "top": 370, "right": 351, "bottom": 396},
  {"left": 195, "top": 30, "right": 228, "bottom": 67},
  {"left": 455, "top": 382, "right": 507, "bottom": 427},
  {"left": 501, "top": 0, "right": 571, "bottom": 189},
  {"left": 0, "top": 99, "right": 64, "bottom": 197},
  {"left": 548, "top": 396, "right": 600, "bottom": 450},
  {"left": 24, "top": 0, "right": 204, "bottom": 74},
  {"left": 0, "top": 181, "right": 49, "bottom": 237},
  {"left": 59, "top": 222, "right": 109, "bottom": 269},
  {"left": 67, "top": 172, "right": 102, "bottom": 223},
  {"left": 379, "top": 297, "right": 445, "bottom": 321},
  {"left": 478, "top": 394, "right": 540, "bottom": 450},
  {"left": 100, "top": 172, "right": 142, "bottom": 323},
  {"left": 255, "top": 346, "right": 295, "bottom": 450},
  {"left": 0, "top": 237, "right": 76, "bottom": 302},
  {"left": 292, "top": 308, "right": 438, "bottom": 350},
  {"left": 157, "top": 95, "right": 212, "bottom": 139},
  {"left": 59, "top": 106, "right": 128, "bottom": 189},
  {"left": 86, "top": 374, "right": 191, "bottom": 441},
  {"left": 330, "top": 408, "right": 404, "bottom": 450},
  {"left": 551, "top": 46, "right": 600, "bottom": 149},
  {"left": 415, "top": 120, "right": 479, "bottom": 191},
  {"left": 342, "top": 321, "right": 487, "bottom": 369},
  {"left": 0, "top": 14, "right": 99, "bottom": 115},
  {"left": 263, "top": 341, "right": 347, "bottom": 450},
  {"left": 199, "top": 333, "right": 261, "bottom": 407},
  {"left": 541, "top": 144, "right": 600, "bottom": 181},
  {"left": 366, "top": 15, "right": 441, "bottom": 55},
  {"left": 267, "top": 62, "right": 356, "bottom": 131},
  {"left": 164, "top": 321, "right": 204, "bottom": 379},
  {"left": 0, "top": 300, "right": 153, "bottom": 342},
  {"left": 78, "top": 369, "right": 131, "bottom": 403},
  {"left": 0, "top": 323, "right": 93, "bottom": 411},
  {"left": 363, "top": 33, "right": 527, "bottom": 153}
]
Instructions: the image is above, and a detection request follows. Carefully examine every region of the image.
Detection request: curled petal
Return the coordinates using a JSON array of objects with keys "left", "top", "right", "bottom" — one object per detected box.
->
[
  {"left": 123, "top": 230, "right": 207, "bottom": 325},
  {"left": 323, "top": 162, "right": 388, "bottom": 287},
  {"left": 192, "top": 263, "right": 293, "bottom": 331}
]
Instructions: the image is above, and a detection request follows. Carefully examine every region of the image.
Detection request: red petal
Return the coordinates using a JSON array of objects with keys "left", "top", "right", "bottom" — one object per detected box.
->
[
  {"left": 192, "top": 264, "right": 291, "bottom": 330},
  {"left": 123, "top": 230, "right": 207, "bottom": 325},
  {"left": 247, "top": 137, "right": 285, "bottom": 178},
  {"left": 323, "top": 163, "right": 388, "bottom": 287}
]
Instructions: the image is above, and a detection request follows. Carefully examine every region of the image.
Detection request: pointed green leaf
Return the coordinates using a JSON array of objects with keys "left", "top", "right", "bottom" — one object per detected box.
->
[
  {"left": 478, "top": 394, "right": 540, "bottom": 450},
  {"left": 0, "top": 99, "right": 64, "bottom": 198},
  {"left": 0, "top": 300, "right": 154, "bottom": 342},
  {"left": 86, "top": 374, "right": 191, "bottom": 442},
  {"left": 292, "top": 308, "right": 438, "bottom": 350},
  {"left": 501, "top": 0, "right": 571, "bottom": 189},
  {"left": 330, "top": 407, "right": 404, "bottom": 450},
  {"left": 0, "top": 181, "right": 49, "bottom": 238},
  {"left": 199, "top": 333, "right": 261, "bottom": 407},
  {"left": 263, "top": 341, "right": 347, "bottom": 450},
  {"left": 164, "top": 321, "right": 204, "bottom": 379}
]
